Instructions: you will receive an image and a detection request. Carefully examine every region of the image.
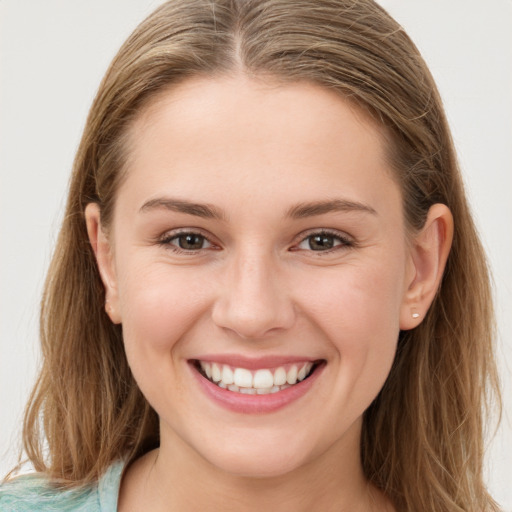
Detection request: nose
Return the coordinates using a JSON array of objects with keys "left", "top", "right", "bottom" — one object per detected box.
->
[{"left": 211, "top": 249, "right": 296, "bottom": 339}]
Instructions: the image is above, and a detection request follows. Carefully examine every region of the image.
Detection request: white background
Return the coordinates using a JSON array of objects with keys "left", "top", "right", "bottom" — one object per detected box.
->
[{"left": 1, "top": 0, "right": 510, "bottom": 508}]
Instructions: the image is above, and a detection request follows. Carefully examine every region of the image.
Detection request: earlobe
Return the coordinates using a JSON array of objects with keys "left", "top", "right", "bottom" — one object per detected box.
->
[
  {"left": 85, "top": 203, "right": 122, "bottom": 324},
  {"left": 399, "top": 203, "right": 454, "bottom": 330}
]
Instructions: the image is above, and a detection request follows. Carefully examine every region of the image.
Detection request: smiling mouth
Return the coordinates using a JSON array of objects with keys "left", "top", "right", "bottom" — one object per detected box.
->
[{"left": 193, "top": 360, "right": 322, "bottom": 395}]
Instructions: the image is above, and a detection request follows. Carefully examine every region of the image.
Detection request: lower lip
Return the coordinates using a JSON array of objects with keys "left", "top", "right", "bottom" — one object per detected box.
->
[{"left": 190, "top": 362, "right": 324, "bottom": 414}]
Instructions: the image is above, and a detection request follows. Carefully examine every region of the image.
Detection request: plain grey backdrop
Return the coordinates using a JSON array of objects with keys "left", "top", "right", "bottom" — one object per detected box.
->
[{"left": 1, "top": 0, "right": 511, "bottom": 508}]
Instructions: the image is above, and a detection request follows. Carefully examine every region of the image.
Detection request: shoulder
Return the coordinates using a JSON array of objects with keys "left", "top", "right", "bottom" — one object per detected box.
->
[
  {"left": 0, "top": 461, "right": 124, "bottom": 512},
  {"left": 0, "top": 476, "right": 98, "bottom": 512}
]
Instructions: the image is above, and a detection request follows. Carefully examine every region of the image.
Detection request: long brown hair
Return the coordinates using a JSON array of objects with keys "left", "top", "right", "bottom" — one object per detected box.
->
[{"left": 20, "top": 1, "right": 501, "bottom": 510}]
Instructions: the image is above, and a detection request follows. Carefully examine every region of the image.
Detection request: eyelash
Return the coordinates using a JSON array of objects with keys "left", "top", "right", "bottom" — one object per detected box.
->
[
  {"left": 293, "top": 229, "right": 354, "bottom": 253},
  {"left": 157, "top": 229, "right": 216, "bottom": 254},
  {"left": 157, "top": 229, "right": 354, "bottom": 254}
]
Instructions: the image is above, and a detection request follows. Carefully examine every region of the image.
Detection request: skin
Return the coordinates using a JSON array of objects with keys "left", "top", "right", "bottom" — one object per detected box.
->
[{"left": 86, "top": 75, "right": 453, "bottom": 511}]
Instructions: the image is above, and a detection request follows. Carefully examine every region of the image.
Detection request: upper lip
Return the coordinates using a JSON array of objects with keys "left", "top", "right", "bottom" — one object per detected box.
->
[{"left": 190, "top": 354, "right": 322, "bottom": 370}]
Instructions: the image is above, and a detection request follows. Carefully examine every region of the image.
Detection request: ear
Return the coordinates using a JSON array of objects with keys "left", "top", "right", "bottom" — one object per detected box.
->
[
  {"left": 85, "top": 203, "right": 122, "bottom": 324},
  {"left": 400, "top": 203, "right": 453, "bottom": 330}
]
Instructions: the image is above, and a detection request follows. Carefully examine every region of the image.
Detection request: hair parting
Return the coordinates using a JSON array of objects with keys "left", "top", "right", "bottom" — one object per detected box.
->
[{"left": 14, "top": 1, "right": 501, "bottom": 510}]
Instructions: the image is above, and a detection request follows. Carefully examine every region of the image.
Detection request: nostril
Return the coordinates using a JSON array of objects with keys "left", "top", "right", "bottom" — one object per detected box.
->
[
  {"left": 210, "top": 266, "right": 296, "bottom": 339},
  {"left": 211, "top": 300, "right": 296, "bottom": 340}
]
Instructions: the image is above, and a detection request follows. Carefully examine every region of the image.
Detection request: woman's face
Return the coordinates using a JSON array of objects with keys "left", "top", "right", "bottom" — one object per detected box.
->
[{"left": 92, "top": 76, "right": 418, "bottom": 477}]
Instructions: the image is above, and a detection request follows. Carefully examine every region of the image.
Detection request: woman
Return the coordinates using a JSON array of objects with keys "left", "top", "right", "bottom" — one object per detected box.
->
[{"left": 0, "top": 0, "right": 503, "bottom": 510}]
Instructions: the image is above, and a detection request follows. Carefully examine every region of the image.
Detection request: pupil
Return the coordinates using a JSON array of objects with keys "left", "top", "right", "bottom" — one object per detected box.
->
[
  {"left": 309, "top": 235, "right": 334, "bottom": 251},
  {"left": 179, "top": 234, "right": 204, "bottom": 250}
]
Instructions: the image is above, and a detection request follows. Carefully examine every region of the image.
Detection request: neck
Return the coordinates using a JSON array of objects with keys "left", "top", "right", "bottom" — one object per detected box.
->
[{"left": 119, "top": 420, "right": 393, "bottom": 512}]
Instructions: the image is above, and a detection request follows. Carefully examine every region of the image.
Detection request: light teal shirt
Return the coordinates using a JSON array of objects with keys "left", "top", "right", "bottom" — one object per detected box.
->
[{"left": 0, "top": 460, "right": 124, "bottom": 511}]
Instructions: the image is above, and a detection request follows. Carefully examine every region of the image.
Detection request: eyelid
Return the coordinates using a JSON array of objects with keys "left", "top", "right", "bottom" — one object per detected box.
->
[
  {"left": 157, "top": 227, "right": 220, "bottom": 252},
  {"left": 154, "top": 227, "right": 354, "bottom": 254},
  {"left": 291, "top": 228, "right": 354, "bottom": 252}
]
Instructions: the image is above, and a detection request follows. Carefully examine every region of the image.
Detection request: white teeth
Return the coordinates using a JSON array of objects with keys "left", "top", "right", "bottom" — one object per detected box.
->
[
  {"left": 286, "top": 365, "right": 298, "bottom": 385},
  {"left": 273, "top": 367, "right": 287, "bottom": 386},
  {"left": 221, "top": 365, "right": 234, "bottom": 385},
  {"left": 234, "top": 368, "right": 253, "bottom": 388},
  {"left": 211, "top": 363, "right": 222, "bottom": 382},
  {"left": 298, "top": 362, "right": 312, "bottom": 381},
  {"left": 199, "top": 360, "right": 317, "bottom": 393},
  {"left": 200, "top": 361, "right": 212, "bottom": 379},
  {"left": 253, "top": 369, "right": 274, "bottom": 388}
]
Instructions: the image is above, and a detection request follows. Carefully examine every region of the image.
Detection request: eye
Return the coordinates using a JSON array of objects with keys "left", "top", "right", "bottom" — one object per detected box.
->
[
  {"left": 160, "top": 232, "right": 213, "bottom": 252},
  {"left": 296, "top": 231, "right": 352, "bottom": 252}
]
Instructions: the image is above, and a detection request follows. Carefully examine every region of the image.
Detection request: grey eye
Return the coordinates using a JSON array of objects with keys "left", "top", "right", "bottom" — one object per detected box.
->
[
  {"left": 173, "top": 233, "right": 210, "bottom": 250},
  {"left": 307, "top": 234, "right": 336, "bottom": 251},
  {"left": 296, "top": 232, "right": 351, "bottom": 252}
]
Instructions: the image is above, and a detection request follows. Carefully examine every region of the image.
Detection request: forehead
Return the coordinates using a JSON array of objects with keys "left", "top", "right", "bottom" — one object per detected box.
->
[
  {"left": 132, "top": 74, "right": 385, "bottom": 155},
  {"left": 118, "top": 75, "right": 399, "bottom": 217}
]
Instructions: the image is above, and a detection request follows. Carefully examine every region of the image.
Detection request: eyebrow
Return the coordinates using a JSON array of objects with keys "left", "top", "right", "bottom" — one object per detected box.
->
[
  {"left": 139, "top": 198, "right": 226, "bottom": 220},
  {"left": 286, "top": 199, "right": 377, "bottom": 219},
  {"left": 139, "top": 197, "right": 377, "bottom": 221}
]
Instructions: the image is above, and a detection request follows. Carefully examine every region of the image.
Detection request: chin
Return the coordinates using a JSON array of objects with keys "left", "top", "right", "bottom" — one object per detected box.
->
[
  {"left": 193, "top": 429, "right": 321, "bottom": 479},
  {"left": 209, "top": 451, "right": 308, "bottom": 479}
]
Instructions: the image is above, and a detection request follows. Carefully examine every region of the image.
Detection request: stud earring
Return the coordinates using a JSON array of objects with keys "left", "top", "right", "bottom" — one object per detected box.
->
[{"left": 412, "top": 311, "right": 420, "bottom": 319}]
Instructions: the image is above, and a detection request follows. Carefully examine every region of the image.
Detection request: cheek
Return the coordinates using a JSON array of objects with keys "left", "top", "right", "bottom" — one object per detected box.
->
[
  {"left": 299, "top": 256, "right": 405, "bottom": 338},
  {"left": 116, "top": 258, "right": 213, "bottom": 355},
  {"left": 114, "top": 260, "right": 216, "bottom": 414},
  {"left": 297, "top": 256, "right": 405, "bottom": 391}
]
